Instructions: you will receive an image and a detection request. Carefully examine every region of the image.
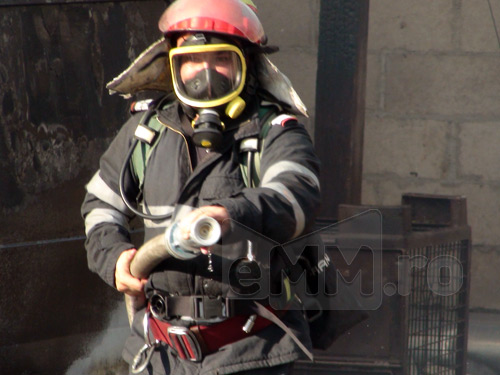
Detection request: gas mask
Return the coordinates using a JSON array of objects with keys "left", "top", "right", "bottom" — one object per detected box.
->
[{"left": 169, "top": 39, "right": 247, "bottom": 149}]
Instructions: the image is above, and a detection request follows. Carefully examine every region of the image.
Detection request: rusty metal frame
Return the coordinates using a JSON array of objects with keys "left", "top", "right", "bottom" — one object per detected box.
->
[{"left": 295, "top": 194, "right": 471, "bottom": 375}]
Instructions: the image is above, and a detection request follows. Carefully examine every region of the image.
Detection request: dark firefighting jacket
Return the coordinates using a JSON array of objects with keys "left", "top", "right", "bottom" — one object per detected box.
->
[{"left": 81, "top": 98, "right": 321, "bottom": 374}]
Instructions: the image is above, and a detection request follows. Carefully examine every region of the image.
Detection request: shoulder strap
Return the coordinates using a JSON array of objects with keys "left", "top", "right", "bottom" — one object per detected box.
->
[
  {"left": 129, "top": 95, "right": 177, "bottom": 192},
  {"left": 132, "top": 102, "right": 277, "bottom": 191},
  {"left": 239, "top": 105, "right": 277, "bottom": 188},
  {"left": 130, "top": 108, "right": 168, "bottom": 193}
]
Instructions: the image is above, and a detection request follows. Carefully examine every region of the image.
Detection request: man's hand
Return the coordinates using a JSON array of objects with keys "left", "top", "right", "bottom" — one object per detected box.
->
[
  {"left": 178, "top": 205, "right": 230, "bottom": 254},
  {"left": 115, "top": 248, "right": 148, "bottom": 296}
]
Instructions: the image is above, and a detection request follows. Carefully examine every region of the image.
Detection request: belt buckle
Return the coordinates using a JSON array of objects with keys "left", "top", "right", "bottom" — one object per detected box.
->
[
  {"left": 193, "top": 296, "right": 229, "bottom": 321},
  {"left": 167, "top": 326, "right": 202, "bottom": 362}
]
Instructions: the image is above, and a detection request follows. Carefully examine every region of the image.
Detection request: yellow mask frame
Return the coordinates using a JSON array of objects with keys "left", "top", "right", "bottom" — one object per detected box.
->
[{"left": 169, "top": 43, "right": 247, "bottom": 109}]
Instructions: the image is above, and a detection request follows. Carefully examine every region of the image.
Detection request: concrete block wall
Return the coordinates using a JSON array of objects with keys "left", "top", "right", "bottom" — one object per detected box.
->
[
  {"left": 254, "top": 0, "right": 320, "bottom": 132},
  {"left": 364, "top": 0, "right": 500, "bottom": 310}
]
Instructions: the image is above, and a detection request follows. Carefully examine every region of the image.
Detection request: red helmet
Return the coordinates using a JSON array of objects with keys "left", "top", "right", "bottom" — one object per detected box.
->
[{"left": 158, "top": 0, "right": 267, "bottom": 45}]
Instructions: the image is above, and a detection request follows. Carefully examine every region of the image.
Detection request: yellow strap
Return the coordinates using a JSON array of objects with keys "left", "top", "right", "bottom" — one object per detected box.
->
[{"left": 241, "top": 0, "right": 258, "bottom": 12}]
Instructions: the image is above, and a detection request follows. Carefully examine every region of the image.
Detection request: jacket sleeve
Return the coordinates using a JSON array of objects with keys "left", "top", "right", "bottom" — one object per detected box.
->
[
  {"left": 81, "top": 113, "right": 142, "bottom": 287},
  {"left": 214, "top": 117, "right": 321, "bottom": 243}
]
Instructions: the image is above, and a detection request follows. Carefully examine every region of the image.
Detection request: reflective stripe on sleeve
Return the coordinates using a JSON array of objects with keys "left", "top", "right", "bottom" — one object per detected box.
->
[
  {"left": 86, "top": 171, "right": 129, "bottom": 214},
  {"left": 261, "top": 161, "right": 320, "bottom": 190},
  {"left": 85, "top": 207, "right": 129, "bottom": 236},
  {"left": 260, "top": 181, "right": 305, "bottom": 238}
]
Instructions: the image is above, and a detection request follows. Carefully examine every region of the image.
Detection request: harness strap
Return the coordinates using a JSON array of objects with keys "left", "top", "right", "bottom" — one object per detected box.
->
[
  {"left": 239, "top": 104, "right": 278, "bottom": 188},
  {"left": 149, "top": 310, "right": 275, "bottom": 361},
  {"left": 131, "top": 115, "right": 166, "bottom": 190},
  {"left": 149, "top": 293, "right": 265, "bottom": 321},
  {"left": 146, "top": 294, "right": 313, "bottom": 361},
  {"left": 130, "top": 95, "right": 175, "bottom": 193}
]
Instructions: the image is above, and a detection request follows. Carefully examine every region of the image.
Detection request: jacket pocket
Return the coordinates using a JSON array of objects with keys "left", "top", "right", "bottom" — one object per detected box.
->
[{"left": 199, "top": 176, "right": 244, "bottom": 200}]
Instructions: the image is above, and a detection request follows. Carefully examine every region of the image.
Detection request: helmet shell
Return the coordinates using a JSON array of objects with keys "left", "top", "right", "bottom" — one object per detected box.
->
[{"left": 158, "top": 0, "right": 266, "bottom": 45}]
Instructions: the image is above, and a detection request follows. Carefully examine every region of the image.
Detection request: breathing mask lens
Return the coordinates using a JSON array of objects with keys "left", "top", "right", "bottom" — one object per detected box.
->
[
  {"left": 184, "top": 68, "right": 232, "bottom": 100},
  {"left": 170, "top": 44, "right": 246, "bottom": 108}
]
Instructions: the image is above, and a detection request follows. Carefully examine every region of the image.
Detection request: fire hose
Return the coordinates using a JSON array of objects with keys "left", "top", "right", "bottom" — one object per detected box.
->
[{"left": 124, "top": 215, "right": 222, "bottom": 325}]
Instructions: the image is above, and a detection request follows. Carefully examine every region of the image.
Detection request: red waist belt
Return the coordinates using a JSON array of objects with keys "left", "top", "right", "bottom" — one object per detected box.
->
[{"left": 149, "top": 312, "right": 275, "bottom": 361}]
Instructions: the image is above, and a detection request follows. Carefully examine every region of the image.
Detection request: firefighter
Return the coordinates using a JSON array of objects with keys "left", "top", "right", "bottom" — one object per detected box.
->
[{"left": 81, "top": 0, "right": 321, "bottom": 373}]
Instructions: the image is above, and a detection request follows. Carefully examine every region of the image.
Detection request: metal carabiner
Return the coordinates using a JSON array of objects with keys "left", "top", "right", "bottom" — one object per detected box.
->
[
  {"left": 131, "top": 310, "right": 160, "bottom": 374},
  {"left": 131, "top": 341, "right": 159, "bottom": 374}
]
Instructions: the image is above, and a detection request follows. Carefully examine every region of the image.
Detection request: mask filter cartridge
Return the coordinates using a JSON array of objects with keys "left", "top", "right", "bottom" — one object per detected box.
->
[{"left": 192, "top": 109, "right": 224, "bottom": 149}]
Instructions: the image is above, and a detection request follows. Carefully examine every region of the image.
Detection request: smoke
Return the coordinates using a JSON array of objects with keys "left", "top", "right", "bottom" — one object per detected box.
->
[{"left": 65, "top": 301, "right": 130, "bottom": 375}]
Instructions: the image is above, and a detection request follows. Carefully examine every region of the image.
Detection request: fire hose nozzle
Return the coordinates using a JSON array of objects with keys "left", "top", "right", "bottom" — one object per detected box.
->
[{"left": 164, "top": 216, "right": 221, "bottom": 260}]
